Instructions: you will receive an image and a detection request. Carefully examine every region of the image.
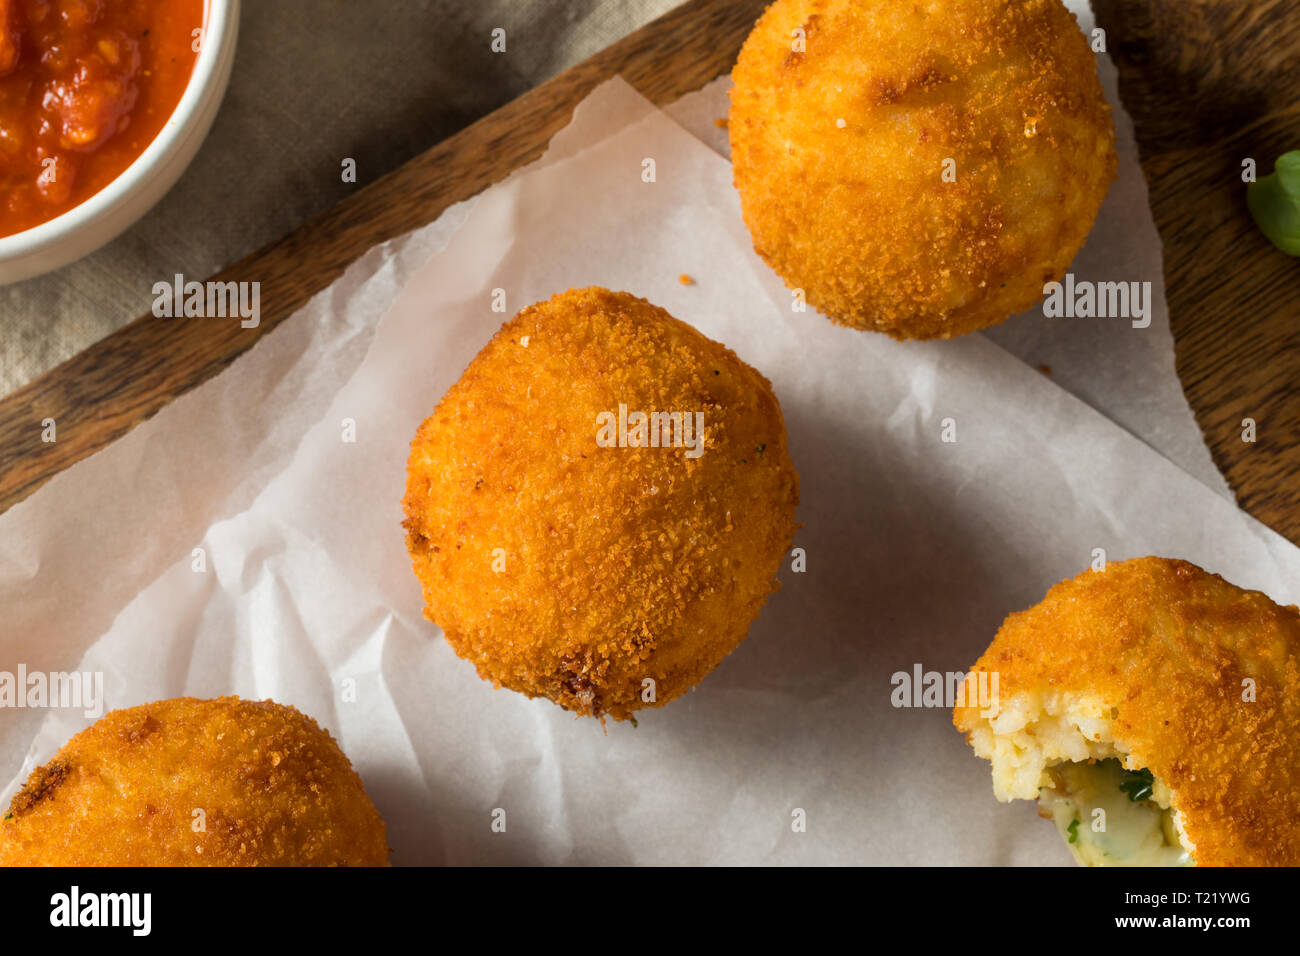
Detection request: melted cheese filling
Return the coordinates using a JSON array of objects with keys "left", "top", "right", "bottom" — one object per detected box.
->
[{"left": 1037, "top": 760, "right": 1191, "bottom": 867}]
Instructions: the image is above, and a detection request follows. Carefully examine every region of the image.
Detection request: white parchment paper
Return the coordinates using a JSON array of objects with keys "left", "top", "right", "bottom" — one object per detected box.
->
[{"left": 2, "top": 11, "right": 1294, "bottom": 865}]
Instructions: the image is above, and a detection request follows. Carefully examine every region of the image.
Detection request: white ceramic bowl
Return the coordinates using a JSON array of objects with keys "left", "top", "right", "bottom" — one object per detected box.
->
[{"left": 0, "top": 0, "right": 240, "bottom": 284}]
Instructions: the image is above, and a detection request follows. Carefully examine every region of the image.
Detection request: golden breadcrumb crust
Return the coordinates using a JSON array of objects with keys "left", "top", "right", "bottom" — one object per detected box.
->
[
  {"left": 954, "top": 557, "right": 1300, "bottom": 866},
  {"left": 0, "top": 697, "right": 389, "bottom": 866},
  {"left": 402, "top": 287, "right": 800, "bottom": 720},
  {"left": 729, "top": 0, "right": 1117, "bottom": 339}
]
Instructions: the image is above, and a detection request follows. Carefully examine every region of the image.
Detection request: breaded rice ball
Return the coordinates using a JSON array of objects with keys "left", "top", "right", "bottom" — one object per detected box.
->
[
  {"left": 954, "top": 558, "right": 1300, "bottom": 866},
  {"left": 403, "top": 287, "right": 799, "bottom": 721},
  {"left": 729, "top": 0, "right": 1117, "bottom": 339},
  {"left": 0, "top": 697, "right": 389, "bottom": 866}
]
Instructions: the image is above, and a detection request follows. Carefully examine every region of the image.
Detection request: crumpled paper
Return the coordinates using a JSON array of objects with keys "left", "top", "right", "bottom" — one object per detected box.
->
[{"left": 3, "top": 5, "right": 1295, "bottom": 865}]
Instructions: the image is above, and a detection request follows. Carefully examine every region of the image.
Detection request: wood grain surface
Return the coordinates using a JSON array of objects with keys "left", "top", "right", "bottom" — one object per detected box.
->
[
  {"left": 3, "top": 0, "right": 1297, "bottom": 548},
  {"left": 1093, "top": 0, "right": 1300, "bottom": 543},
  {"left": 0, "top": 0, "right": 768, "bottom": 515}
]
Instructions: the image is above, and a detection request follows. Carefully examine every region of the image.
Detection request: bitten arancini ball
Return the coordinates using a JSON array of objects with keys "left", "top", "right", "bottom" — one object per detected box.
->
[
  {"left": 0, "top": 697, "right": 390, "bottom": 866},
  {"left": 402, "top": 287, "right": 800, "bottom": 721},
  {"left": 954, "top": 558, "right": 1300, "bottom": 867},
  {"left": 729, "top": 0, "right": 1117, "bottom": 339}
]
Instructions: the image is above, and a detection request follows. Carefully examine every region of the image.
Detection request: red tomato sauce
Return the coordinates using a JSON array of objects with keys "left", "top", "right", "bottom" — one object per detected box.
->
[{"left": 0, "top": 0, "right": 204, "bottom": 238}]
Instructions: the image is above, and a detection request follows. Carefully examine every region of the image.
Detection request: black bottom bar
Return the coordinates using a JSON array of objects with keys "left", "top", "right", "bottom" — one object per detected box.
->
[{"left": 1, "top": 864, "right": 1277, "bottom": 940}]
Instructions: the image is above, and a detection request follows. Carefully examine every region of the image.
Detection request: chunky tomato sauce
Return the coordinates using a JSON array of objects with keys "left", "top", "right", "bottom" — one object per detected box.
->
[{"left": 0, "top": 0, "right": 204, "bottom": 238}]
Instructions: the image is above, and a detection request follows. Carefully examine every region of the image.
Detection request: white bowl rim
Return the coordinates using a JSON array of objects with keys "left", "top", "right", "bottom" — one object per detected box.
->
[{"left": 0, "top": 0, "right": 237, "bottom": 256}]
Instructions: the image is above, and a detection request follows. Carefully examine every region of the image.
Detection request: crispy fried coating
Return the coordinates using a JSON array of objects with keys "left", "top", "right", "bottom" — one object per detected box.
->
[
  {"left": 729, "top": 0, "right": 1117, "bottom": 339},
  {"left": 402, "top": 288, "right": 800, "bottom": 720},
  {"left": 0, "top": 697, "right": 389, "bottom": 866},
  {"left": 954, "top": 558, "right": 1300, "bottom": 866}
]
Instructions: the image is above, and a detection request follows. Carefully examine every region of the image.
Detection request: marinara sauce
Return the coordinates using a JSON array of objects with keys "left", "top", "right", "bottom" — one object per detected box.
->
[{"left": 0, "top": 0, "right": 204, "bottom": 238}]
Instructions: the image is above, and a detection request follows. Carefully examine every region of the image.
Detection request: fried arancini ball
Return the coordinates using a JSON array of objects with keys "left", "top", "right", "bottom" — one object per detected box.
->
[
  {"left": 0, "top": 697, "right": 389, "bottom": 866},
  {"left": 729, "top": 0, "right": 1117, "bottom": 339},
  {"left": 402, "top": 288, "right": 799, "bottom": 721},
  {"left": 953, "top": 558, "right": 1300, "bottom": 866}
]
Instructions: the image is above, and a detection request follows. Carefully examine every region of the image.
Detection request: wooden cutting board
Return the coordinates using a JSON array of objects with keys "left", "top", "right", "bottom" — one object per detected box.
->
[
  {"left": 1, "top": 0, "right": 1296, "bottom": 545},
  {"left": 1093, "top": 0, "right": 1300, "bottom": 543}
]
